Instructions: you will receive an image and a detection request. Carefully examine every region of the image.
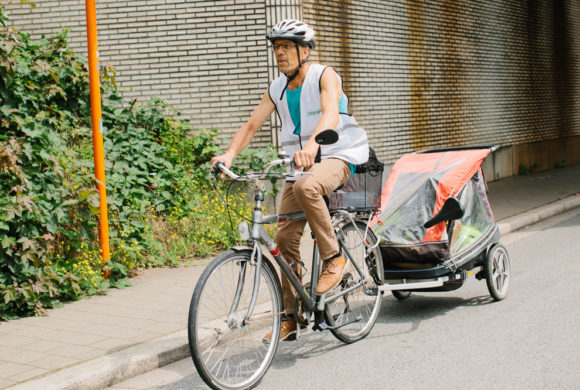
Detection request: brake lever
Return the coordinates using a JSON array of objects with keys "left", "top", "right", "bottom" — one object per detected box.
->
[{"left": 289, "top": 170, "right": 314, "bottom": 179}]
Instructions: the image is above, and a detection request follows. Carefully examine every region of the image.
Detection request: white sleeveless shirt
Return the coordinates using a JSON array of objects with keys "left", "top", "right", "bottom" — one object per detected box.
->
[{"left": 268, "top": 64, "right": 369, "bottom": 170}]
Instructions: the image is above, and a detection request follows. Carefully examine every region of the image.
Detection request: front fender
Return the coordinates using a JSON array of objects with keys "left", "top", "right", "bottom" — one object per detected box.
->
[
  {"left": 231, "top": 245, "right": 254, "bottom": 252},
  {"left": 228, "top": 246, "right": 280, "bottom": 288}
]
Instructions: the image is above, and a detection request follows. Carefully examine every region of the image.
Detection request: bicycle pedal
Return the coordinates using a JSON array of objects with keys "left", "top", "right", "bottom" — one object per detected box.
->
[
  {"left": 283, "top": 332, "right": 298, "bottom": 342},
  {"left": 317, "top": 316, "right": 363, "bottom": 331}
]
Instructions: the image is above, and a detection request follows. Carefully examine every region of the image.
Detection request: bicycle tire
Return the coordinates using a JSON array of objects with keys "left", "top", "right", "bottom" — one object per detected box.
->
[
  {"left": 188, "top": 249, "right": 282, "bottom": 390},
  {"left": 324, "top": 220, "right": 383, "bottom": 343}
]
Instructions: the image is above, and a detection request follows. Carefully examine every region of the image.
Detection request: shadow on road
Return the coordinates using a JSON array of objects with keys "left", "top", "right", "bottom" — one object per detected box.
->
[
  {"left": 271, "top": 292, "right": 495, "bottom": 369},
  {"left": 157, "top": 294, "right": 496, "bottom": 389},
  {"left": 154, "top": 331, "right": 345, "bottom": 389},
  {"left": 380, "top": 293, "right": 494, "bottom": 321},
  {"left": 270, "top": 330, "right": 345, "bottom": 369},
  {"left": 372, "top": 293, "right": 494, "bottom": 336}
]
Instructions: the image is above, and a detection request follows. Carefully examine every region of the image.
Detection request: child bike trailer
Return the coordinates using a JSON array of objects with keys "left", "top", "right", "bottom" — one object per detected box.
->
[{"left": 371, "top": 146, "right": 511, "bottom": 301}]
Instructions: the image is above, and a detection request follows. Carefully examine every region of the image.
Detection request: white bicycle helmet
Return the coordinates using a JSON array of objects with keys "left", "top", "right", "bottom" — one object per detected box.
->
[{"left": 266, "top": 19, "right": 316, "bottom": 49}]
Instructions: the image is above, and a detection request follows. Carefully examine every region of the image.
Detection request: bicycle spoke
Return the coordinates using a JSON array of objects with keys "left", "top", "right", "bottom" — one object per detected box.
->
[{"left": 325, "top": 220, "right": 382, "bottom": 343}]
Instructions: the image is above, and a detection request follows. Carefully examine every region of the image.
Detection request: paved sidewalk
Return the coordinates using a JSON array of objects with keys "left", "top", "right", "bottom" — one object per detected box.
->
[
  {"left": 1, "top": 163, "right": 580, "bottom": 390},
  {"left": 0, "top": 265, "right": 207, "bottom": 390}
]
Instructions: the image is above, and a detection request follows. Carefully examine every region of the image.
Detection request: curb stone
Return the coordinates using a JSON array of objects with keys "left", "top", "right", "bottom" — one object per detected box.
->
[
  {"left": 497, "top": 194, "right": 580, "bottom": 236},
  {"left": 7, "top": 331, "right": 189, "bottom": 390}
]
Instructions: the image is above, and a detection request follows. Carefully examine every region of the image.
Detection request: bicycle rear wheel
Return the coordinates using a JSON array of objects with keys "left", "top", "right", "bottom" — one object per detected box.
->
[
  {"left": 325, "top": 220, "right": 383, "bottom": 343},
  {"left": 188, "top": 249, "right": 282, "bottom": 390}
]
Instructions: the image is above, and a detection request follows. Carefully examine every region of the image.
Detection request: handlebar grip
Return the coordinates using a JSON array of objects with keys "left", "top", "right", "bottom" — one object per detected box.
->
[
  {"left": 211, "top": 161, "right": 240, "bottom": 180},
  {"left": 211, "top": 161, "right": 224, "bottom": 175}
]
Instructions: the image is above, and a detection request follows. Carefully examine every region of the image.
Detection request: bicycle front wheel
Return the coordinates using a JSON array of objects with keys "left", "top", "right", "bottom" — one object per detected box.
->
[
  {"left": 325, "top": 220, "right": 383, "bottom": 343},
  {"left": 188, "top": 249, "right": 282, "bottom": 390}
]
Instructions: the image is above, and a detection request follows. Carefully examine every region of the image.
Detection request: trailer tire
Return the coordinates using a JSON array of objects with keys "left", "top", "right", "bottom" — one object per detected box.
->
[
  {"left": 485, "top": 244, "right": 511, "bottom": 301},
  {"left": 392, "top": 290, "right": 412, "bottom": 300}
]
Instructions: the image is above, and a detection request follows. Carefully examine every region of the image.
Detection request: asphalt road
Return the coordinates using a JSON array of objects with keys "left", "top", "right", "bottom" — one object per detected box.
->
[{"left": 109, "top": 208, "right": 580, "bottom": 390}]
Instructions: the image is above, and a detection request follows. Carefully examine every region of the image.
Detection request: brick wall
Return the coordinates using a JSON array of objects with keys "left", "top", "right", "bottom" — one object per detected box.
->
[
  {"left": 303, "top": 0, "right": 580, "bottom": 164},
  {"left": 4, "top": 0, "right": 274, "bottom": 147},
  {"left": 4, "top": 1, "right": 580, "bottom": 167}
]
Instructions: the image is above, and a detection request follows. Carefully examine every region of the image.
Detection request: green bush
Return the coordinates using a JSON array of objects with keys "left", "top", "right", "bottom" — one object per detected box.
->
[
  {"left": 1, "top": 9, "right": 101, "bottom": 318},
  {"left": 0, "top": 6, "right": 277, "bottom": 319}
]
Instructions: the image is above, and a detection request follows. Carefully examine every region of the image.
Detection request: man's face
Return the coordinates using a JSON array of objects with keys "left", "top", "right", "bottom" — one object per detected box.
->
[{"left": 273, "top": 39, "right": 308, "bottom": 74}]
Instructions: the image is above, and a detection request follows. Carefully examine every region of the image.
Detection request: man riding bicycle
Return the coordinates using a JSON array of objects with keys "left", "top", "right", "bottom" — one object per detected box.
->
[{"left": 211, "top": 19, "right": 369, "bottom": 341}]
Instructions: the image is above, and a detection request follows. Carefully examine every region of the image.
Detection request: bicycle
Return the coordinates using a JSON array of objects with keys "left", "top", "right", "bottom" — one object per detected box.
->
[{"left": 187, "top": 131, "right": 384, "bottom": 389}]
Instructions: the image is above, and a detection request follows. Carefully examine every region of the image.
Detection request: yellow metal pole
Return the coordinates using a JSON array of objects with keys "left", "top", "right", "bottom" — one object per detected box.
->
[{"left": 85, "top": 0, "right": 111, "bottom": 277}]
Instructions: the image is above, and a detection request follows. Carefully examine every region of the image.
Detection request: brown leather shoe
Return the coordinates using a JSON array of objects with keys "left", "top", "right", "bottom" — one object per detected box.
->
[
  {"left": 316, "top": 253, "right": 347, "bottom": 294},
  {"left": 262, "top": 319, "right": 297, "bottom": 343}
]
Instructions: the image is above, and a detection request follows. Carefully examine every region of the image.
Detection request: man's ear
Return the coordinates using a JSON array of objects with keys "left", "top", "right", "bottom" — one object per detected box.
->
[{"left": 301, "top": 46, "right": 310, "bottom": 61}]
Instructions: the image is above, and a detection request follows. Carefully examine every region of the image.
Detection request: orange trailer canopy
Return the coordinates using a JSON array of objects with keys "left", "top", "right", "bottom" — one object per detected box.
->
[{"left": 372, "top": 148, "right": 494, "bottom": 266}]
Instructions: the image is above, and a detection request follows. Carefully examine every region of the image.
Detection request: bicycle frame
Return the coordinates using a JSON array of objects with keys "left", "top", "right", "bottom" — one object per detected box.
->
[{"left": 236, "top": 188, "right": 372, "bottom": 325}]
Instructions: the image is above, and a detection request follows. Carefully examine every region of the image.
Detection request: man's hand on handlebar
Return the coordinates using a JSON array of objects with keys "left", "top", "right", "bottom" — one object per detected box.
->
[
  {"left": 294, "top": 142, "right": 318, "bottom": 170},
  {"left": 211, "top": 153, "right": 234, "bottom": 178}
]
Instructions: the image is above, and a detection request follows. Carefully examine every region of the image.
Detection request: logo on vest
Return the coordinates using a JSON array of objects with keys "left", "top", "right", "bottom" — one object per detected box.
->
[{"left": 307, "top": 109, "right": 322, "bottom": 116}]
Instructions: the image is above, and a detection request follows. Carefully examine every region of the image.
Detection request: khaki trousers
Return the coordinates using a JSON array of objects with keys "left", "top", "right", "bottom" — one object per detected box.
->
[{"left": 276, "top": 158, "right": 351, "bottom": 315}]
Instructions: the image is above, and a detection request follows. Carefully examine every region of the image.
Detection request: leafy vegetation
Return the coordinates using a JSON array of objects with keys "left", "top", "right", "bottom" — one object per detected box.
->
[{"left": 0, "top": 6, "right": 276, "bottom": 319}]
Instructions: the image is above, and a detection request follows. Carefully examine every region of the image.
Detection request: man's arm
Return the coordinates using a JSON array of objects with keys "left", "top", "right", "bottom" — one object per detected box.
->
[
  {"left": 211, "top": 90, "right": 275, "bottom": 168},
  {"left": 293, "top": 67, "right": 342, "bottom": 169}
]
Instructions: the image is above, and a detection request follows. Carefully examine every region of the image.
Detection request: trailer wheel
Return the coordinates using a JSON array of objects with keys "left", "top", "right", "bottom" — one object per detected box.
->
[
  {"left": 485, "top": 244, "right": 511, "bottom": 301},
  {"left": 392, "top": 290, "right": 412, "bottom": 300}
]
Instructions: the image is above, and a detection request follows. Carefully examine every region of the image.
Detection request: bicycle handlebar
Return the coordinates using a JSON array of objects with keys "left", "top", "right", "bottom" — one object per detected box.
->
[
  {"left": 211, "top": 129, "right": 340, "bottom": 182},
  {"left": 211, "top": 157, "right": 295, "bottom": 182}
]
